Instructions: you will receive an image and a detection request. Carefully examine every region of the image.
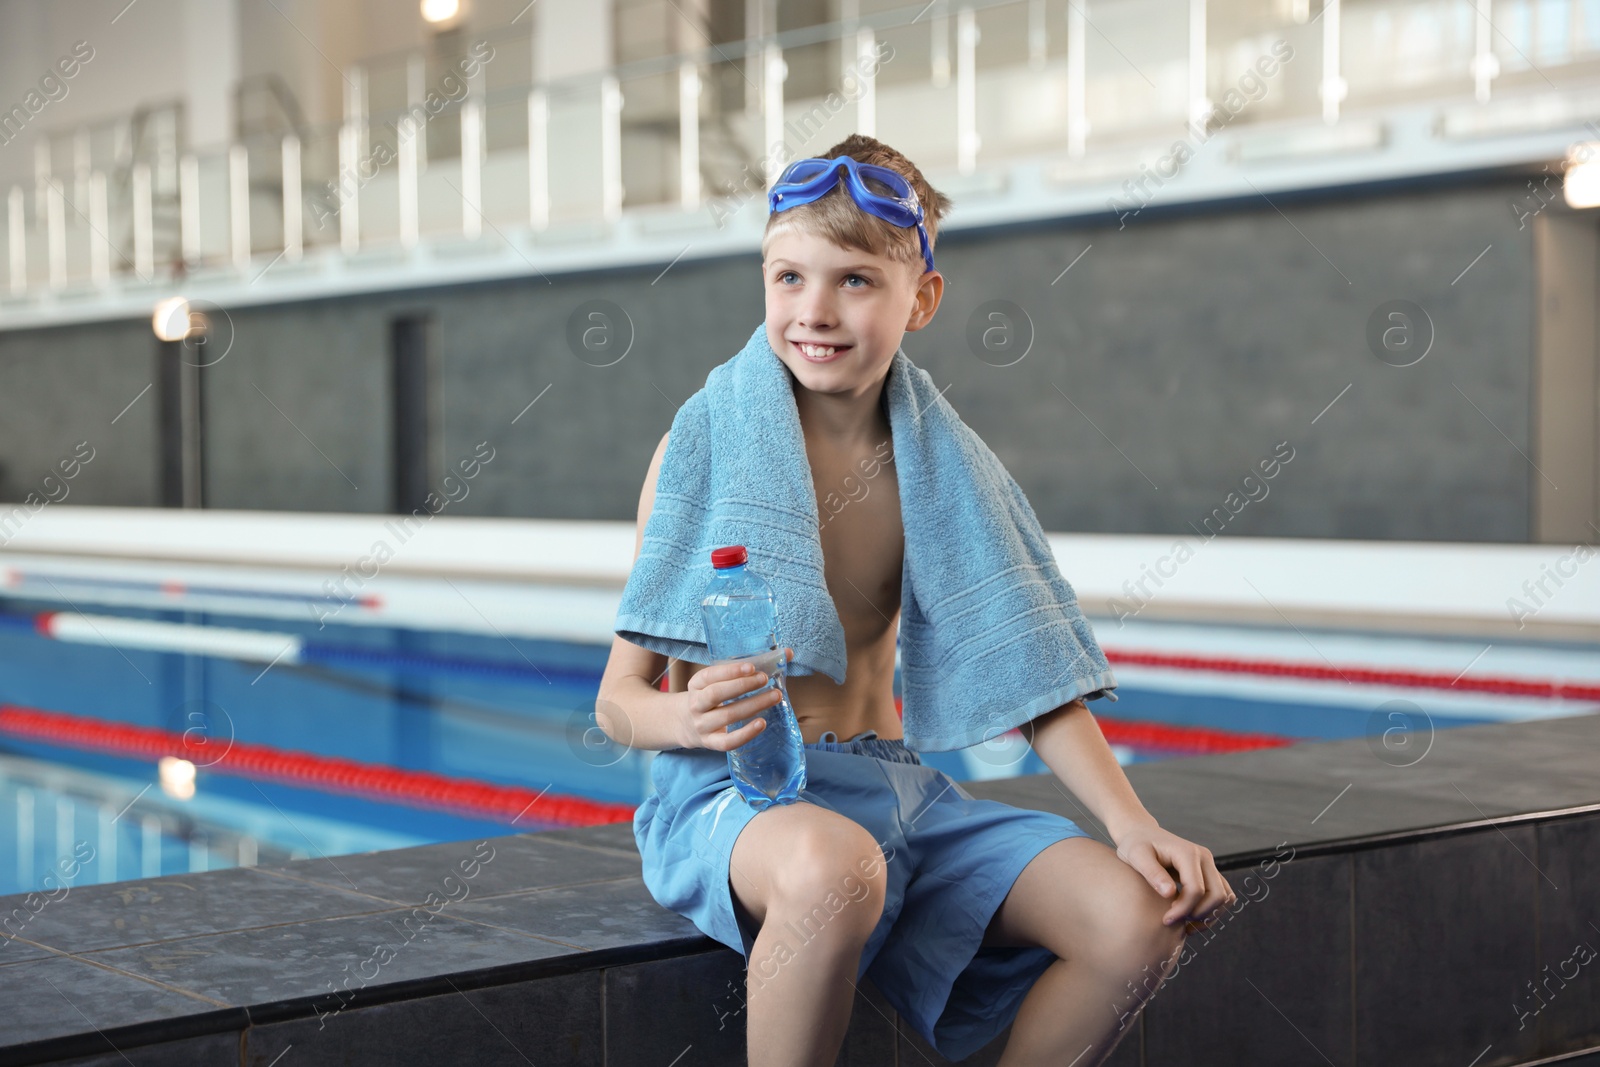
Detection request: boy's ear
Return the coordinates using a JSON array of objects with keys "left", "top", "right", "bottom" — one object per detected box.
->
[{"left": 904, "top": 270, "right": 944, "bottom": 332}]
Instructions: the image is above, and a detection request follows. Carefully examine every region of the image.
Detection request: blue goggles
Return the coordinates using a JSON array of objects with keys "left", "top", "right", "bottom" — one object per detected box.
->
[{"left": 767, "top": 155, "right": 936, "bottom": 275}]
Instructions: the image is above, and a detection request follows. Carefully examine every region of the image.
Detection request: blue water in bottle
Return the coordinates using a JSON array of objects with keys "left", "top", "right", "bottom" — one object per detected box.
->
[{"left": 699, "top": 545, "right": 807, "bottom": 809}]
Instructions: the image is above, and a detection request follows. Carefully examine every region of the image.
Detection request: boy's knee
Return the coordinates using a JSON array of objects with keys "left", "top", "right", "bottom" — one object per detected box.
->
[
  {"left": 1093, "top": 898, "right": 1184, "bottom": 977},
  {"left": 770, "top": 823, "right": 887, "bottom": 934}
]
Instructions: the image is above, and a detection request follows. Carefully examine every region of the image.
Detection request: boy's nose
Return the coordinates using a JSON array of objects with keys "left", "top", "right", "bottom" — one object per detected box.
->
[{"left": 798, "top": 298, "right": 836, "bottom": 329}]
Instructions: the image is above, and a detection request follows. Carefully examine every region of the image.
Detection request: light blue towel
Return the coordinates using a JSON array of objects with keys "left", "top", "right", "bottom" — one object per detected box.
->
[{"left": 613, "top": 321, "right": 1116, "bottom": 753}]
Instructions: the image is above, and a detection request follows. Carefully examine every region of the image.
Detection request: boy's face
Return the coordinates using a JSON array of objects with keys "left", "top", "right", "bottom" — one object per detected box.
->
[{"left": 762, "top": 226, "right": 943, "bottom": 402}]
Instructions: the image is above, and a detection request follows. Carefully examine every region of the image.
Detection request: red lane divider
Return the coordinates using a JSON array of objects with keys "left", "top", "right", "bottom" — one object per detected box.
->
[
  {"left": 658, "top": 678, "right": 1289, "bottom": 754},
  {"left": 889, "top": 695, "right": 1291, "bottom": 754},
  {"left": 1091, "top": 715, "right": 1293, "bottom": 753},
  {"left": 0, "top": 705, "right": 635, "bottom": 829},
  {"left": 1102, "top": 648, "right": 1600, "bottom": 703}
]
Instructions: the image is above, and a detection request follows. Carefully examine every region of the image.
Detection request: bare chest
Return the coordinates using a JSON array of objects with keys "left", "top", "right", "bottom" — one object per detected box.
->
[{"left": 810, "top": 435, "right": 902, "bottom": 626}]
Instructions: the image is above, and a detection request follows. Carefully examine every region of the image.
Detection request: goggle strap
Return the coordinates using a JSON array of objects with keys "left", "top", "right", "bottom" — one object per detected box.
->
[{"left": 768, "top": 155, "right": 937, "bottom": 274}]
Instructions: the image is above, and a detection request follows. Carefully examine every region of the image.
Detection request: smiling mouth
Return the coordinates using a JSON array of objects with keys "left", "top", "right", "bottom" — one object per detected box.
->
[{"left": 793, "top": 341, "right": 852, "bottom": 362}]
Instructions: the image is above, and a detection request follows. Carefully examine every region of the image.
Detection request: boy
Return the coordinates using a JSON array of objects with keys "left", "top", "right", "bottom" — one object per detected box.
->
[{"left": 597, "top": 134, "right": 1234, "bottom": 1066}]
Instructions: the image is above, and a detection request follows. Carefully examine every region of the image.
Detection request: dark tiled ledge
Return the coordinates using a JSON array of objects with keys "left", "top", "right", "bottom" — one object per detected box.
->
[
  {"left": 0, "top": 713, "right": 1596, "bottom": 1066},
  {"left": 965, "top": 708, "right": 1600, "bottom": 864}
]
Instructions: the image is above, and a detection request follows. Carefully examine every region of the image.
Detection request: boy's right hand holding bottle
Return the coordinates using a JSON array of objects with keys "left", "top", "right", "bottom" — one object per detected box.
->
[{"left": 676, "top": 647, "right": 794, "bottom": 751}]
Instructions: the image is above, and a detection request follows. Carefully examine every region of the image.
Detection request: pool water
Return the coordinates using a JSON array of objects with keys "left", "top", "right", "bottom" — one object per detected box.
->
[
  {"left": 2, "top": 591, "right": 1593, "bottom": 897},
  {"left": 0, "top": 596, "right": 639, "bottom": 894}
]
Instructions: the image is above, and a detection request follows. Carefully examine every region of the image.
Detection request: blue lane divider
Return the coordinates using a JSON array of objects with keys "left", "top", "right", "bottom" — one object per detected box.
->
[
  {"left": 0, "top": 606, "right": 603, "bottom": 689},
  {"left": 298, "top": 642, "right": 603, "bottom": 689},
  {"left": 3, "top": 569, "right": 376, "bottom": 607}
]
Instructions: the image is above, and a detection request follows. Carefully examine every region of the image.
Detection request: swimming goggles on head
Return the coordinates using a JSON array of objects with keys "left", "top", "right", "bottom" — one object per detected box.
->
[{"left": 768, "top": 155, "right": 936, "bottom": 275}]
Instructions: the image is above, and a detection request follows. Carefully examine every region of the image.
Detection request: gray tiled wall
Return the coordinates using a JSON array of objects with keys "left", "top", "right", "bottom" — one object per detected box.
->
[{"left": 0, "top": 175, "right": 1538, "bottom": 540}]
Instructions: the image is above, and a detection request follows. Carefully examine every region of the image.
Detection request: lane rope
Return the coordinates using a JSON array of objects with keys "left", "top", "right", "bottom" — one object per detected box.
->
[
  {"left": 886, "top": 695, "right": 1293, "bottom": 754},
  {"left": 2, "top": 567, "right": 381, "bottom": 609},
  {"left": 0, "top": 703, "right": 636, "bottom": 829},
  {"left": 11, "top": 609, "right": 1598, "bottom": 703},
  {"left": 654, "top": 675, "right": 1293, "bottom": 754},
  {"left": 1101, "top": 648, "right": 1600, "bottom": 703},
  {"left": 14, "top": 611, "right": 597, "bottom": 688}
]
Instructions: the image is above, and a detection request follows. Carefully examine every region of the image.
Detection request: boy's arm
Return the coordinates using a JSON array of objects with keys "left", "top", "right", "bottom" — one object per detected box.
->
[
  {"left": 1027, "top": 700, "right": 1158, "bottom": 839},
  {"left": 1028, "top": 700, "right": 1236, "bottom": 927},
  {"left": 597, "top": 431, "right": 686, "bottom": 751},
  {"left": 596, "top": 430, "right": 780, "bottom": 753}
]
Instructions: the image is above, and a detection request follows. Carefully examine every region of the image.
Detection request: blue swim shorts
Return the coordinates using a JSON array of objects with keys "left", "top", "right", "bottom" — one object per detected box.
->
[{"left": 633, "top": 728, "right": 1094, "bottom": 1062}]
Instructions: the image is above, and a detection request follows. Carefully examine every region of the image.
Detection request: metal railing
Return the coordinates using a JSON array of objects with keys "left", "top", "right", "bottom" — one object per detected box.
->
[{"left": 4, "top": 0, "right": 1600, "bottom": 298}]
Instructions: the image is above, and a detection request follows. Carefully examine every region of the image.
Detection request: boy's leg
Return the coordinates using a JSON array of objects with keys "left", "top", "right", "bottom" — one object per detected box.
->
[
  {"left": 730, "top": 799, "right": 890, "bottom": 1067},
  {"left": 979, "top": 836, "right": 1187, "bottom": 1067}
]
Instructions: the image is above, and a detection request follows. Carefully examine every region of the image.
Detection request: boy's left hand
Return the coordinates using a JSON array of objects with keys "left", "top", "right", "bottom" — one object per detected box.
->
[{"left": 1112, "top": 821, "right": 1236, "bottom": 931}]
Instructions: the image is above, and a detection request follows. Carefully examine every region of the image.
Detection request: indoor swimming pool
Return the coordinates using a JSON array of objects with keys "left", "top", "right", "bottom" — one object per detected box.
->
[{"left": 2, "top": 553, "right": 1597, "bottom": 898}]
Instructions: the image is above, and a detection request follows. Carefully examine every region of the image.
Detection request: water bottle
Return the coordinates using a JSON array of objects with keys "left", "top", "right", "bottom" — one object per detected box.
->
[{"left": 699, "top": 545, "right": 806, "bottom": 809}]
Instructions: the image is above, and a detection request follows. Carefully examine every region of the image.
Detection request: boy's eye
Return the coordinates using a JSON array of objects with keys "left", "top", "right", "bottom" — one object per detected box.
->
[{"left": 774, "top": 271, "right": 869, "bottom": 286}]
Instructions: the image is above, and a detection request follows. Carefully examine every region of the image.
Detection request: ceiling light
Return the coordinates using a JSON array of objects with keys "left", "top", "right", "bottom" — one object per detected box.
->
[
  {"left": 1564, "top": 143, "right": 1600, "bottom": 208},
  {"left": 152, "top": 296, "right": 191, "bottom": 341},
  {"left": 421, "top": 0, "right": 460, "bottom": 23}
]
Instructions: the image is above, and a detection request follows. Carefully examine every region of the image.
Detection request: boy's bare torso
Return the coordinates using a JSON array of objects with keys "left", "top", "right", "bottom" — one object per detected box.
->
[
  {"left": 672, "top": 407, "right": 905, "bottom": 744},
  {"left": 787, "top": 409, "right": 904, "bottom": 743}
]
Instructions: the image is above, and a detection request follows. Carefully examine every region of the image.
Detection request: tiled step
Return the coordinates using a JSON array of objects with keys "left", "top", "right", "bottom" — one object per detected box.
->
[{"left": 1, "top": 713, "right": 1597, "bottom": 1065}]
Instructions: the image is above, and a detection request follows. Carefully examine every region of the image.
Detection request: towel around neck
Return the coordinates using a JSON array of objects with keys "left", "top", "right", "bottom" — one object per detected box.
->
[{"left": 613, "top": 321, "right": 1116, "bottom": 753}]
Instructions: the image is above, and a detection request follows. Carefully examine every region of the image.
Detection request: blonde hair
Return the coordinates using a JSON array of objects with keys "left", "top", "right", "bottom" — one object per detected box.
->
[{"left": 761, "top": 134, "right": 952, "bottom": 278}]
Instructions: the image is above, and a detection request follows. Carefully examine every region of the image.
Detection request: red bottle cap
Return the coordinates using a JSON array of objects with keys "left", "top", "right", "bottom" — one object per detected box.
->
[{"left": 711, "top": 545, "right": 748, "bottom": 568}]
